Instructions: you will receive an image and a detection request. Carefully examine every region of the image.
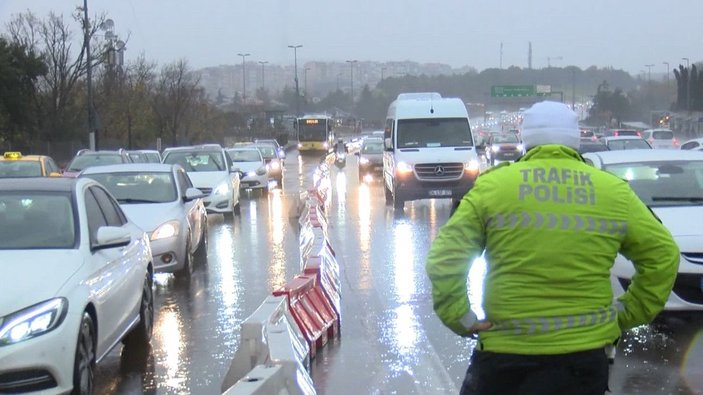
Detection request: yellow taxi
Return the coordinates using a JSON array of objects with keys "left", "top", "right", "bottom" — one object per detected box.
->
[{"left": 0, "top": 152, "right": 62, "bottom": 178}]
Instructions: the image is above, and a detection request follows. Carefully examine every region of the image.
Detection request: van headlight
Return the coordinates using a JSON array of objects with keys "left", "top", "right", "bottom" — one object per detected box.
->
[
  {"left": 396, "top": 161, "right": 413, "bottom": 174},
  {"left": 0, "top": 298, "right": 67, "bottom": 346},
  {"left": 213, "top": 182, "right": 230, "bottom": 195},
  {"left": 151, "top": 220, "right": 180, "bottom": 241},
  {"left": 465, "top": 159, "right": 480, "bottom": 173}
]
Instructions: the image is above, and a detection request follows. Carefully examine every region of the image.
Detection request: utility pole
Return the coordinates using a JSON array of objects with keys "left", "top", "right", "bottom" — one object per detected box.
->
[
  {"left": 499, "top": 42, "right": 503, "bottom": 69},
  {"left": 237, "top": 53, "right": 250, "bottom": 102},
  {"left": 528, "top": 41, "right": 532, "bottom": 70},
  {"left": 682, "top": 57, "right": 690, "bottom": 111},
  {"left": 346, "top": 59, "right": 358, "bottom": 109},
  {"left": 663, "top": 61, "right": 670, "bottom": 93},
  {"left": 258, "top": 61, "right": 268, "bottom": 91},
  {"left": 83, "top": 0, "right": 97, "bottom": 150},
  {"left": 288, "top": 45, "right": 303, "bottom": 116},
  {"left": 571, "top": 68, "right": 576, "bottom": 110}
]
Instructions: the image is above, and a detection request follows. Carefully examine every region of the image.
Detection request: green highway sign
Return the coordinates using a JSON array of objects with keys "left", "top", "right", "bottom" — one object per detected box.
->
[{"left": 491, "top": 85, "right": 551, "bottom": 98}]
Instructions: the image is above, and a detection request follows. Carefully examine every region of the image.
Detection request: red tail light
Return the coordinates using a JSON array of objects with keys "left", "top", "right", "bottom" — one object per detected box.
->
[
  {"left": 648, "top": 137, "right": 654, "bottom": 144},
  {"left": 673, "top": 138, "right": 680, "bottom": 146},
  {"left": 637, "top": 131, "right": 641, "bottom": 137},
  {"left": 614, "top": 131, "right": 619, "bottom": 136}
]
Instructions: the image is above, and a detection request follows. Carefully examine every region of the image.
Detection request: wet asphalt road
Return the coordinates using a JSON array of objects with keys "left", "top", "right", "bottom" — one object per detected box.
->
[{"left": 94, "top": 151, "right": 703, "bottom": 394}]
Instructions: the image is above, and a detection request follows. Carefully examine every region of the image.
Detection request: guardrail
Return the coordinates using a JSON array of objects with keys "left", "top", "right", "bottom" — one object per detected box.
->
[{"left": 222, "top": 154, "right": 337, "bottom": 394}]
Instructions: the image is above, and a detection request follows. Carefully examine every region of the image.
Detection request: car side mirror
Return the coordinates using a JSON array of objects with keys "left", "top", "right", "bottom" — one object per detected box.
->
[
  {"left": 384, "top": 137, "right": 393, "bottom": 151},
  {"left": 93, "top": 226, "right": 131, "bottom": 250},
  {"left": 184, "top": 187, "right": 206, "bottom": 202}
]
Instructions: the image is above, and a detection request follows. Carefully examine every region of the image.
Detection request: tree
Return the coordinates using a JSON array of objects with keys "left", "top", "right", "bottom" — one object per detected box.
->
[
  {"left": 587, "top": 84, "right": 632, "bottom": 126},
  {"left": 0, "top": 38, "right": 46, "bottom": 145},
  {"left": 152, "top": 59, "right": 200, "bottom": 146},
  {"left": 6, "top": 9, "right": 108, "bottom": 143}
]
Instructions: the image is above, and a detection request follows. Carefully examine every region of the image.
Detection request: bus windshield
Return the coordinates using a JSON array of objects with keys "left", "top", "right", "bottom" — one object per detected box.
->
[{"left": 299, "top": 120, "right": 327, "bottom": 141}]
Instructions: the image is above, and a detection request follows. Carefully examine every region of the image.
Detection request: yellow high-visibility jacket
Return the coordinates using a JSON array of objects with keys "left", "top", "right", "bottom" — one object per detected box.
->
[{"left": 426, "top": 144, "right": 679, "bottom": 354}]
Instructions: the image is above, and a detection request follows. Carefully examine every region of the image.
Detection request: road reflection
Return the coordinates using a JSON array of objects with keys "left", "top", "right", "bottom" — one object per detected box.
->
[
  {"left": 154, "top": 309, "right": 186, "bottom": 390},
  {"left": 267, "top": 189, "right": 287, "bottom": 289}
]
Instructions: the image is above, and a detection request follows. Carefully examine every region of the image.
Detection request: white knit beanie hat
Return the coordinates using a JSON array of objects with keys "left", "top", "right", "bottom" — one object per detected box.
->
[{"left": 521, "top": 101, "right": 580, "bottom": 150}]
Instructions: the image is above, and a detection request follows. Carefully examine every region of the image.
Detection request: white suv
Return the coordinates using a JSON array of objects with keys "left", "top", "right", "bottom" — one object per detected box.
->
[{"left": 642, "top": 128, "right": 679, "bottom": 149}]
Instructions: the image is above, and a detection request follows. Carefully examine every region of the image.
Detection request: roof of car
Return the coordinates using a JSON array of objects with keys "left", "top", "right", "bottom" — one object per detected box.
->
[
  {"left": 79, "top": 163, "right": 177, "bottom": 174},
  {"left": 602, "top": 136, "right": 645, "bottom": 141},
  {"left": 162, "top": 145, "right": 224, "bottom": 153},
  {"left": 0, "top": 177, "right": 79, "bottom": 192},
  {"left": 584, "top": 149, "right": 703, "bottom": 165}
]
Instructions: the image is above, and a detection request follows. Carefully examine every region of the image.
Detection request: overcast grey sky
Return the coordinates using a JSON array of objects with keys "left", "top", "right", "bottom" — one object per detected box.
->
[{"left": 0, "top": 0, "right": 700, "bottom": 74}]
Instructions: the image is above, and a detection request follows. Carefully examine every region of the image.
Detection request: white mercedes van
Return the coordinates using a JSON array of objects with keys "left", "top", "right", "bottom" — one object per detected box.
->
[{"left": 383, "top": 92, "right": 480, "bottom": 209}]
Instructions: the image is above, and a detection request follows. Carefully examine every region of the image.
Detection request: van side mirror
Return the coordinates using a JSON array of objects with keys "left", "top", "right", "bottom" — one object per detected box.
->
[{"left": 384, "top": 137, "right": 393, "bottom": 151}]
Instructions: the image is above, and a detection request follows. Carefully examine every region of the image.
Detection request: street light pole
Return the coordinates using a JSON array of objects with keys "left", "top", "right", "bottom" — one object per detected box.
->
[
  {"left": 645, "top": 64, "right": 654, "bottom": 84},
  {"left": 288, "top": 44, "right": 303, "bottom": 116},
  {"left": 304, "top": 67, "right": 310, "bottom": 96},
  {"left": 336, "top": 72, "right": 342, "bottom": 91},
  {"left": 682, "top": 57, "right": 691, "bottom": 111},
  {"left": 237, "top": 53, "right": 250, "bottom": 102},
  {"left": 346, "top": 60, "right": 358, "bottom": 108},
  {"left": 663, "top": 61, "right": 670, "bottom": 89},
  {"left": 258, "top": 61, "right": 268, "bottom": 92},
  {"left": 82, "top": 0, "right": 97, "bottom": 150}
]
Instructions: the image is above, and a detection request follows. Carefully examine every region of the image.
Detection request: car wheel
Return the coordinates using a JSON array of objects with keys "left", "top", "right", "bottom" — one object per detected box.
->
[
  {"left": 71, "top": 313, "right": 95, "bottom": 395},
  {"left": 384, "top": 184, "right": 392, "bottom": 206},
  {"left": 195, "top": 221, "right": 208, "bottom": 261},
  {"left": 175, "top": 239, "right": 194, "bottom": 278},
  {"left": 124, "top": 274, "right": 154, "bottom": 347},
  {"left": 393, "top": 188, "right": 404, "bottom": 210},
  {"left": 233, "top": 201, "right": 241, "bottom": 216}
]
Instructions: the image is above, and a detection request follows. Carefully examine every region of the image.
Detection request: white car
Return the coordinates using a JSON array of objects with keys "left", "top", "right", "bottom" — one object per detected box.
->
[
  {"left": 680, "top": 137, "right": 703, "bottom": 151},
  {"left": 226, "top": 148, "right": 269, "bottom": 193},
  {"left": 642, "top": 128, "right": 680, "bottom": 149},
  {"left": 0, "top": 177, "right": 153, "bottom": 394},
  {"left": 600, "top": 136, "right": 652, "bottom": 151},
  {"left": 80, "top": 163, "right": 208, "bottom": 278},
  {"left": 162, "top": 145, "right": 241, "bottom": 217},
  {"left": 584, "top": 149, "right": 703, "bottom": 311}
]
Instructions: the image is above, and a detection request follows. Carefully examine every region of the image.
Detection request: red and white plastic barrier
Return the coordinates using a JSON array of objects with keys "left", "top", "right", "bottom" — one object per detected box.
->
[
  {"left": 273, "top": 275, "right": 339, "bottom": 359},
  {"left": 222, "top": 158, "right": 340, "bottom": 395},
  {"left": 221, "top": 296, "right": 311, "bottom": 392}
]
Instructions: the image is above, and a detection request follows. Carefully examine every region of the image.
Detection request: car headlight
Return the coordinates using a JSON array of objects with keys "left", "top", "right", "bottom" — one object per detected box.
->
[
  {"left": 269, "top": 161, "right": 281, "bottom": 170},
  {"left": 323, "top": 142, "right": 329, "bottom": 149},
  {"left": 0, "top": 298, "right": 68, "bottom": 346},
  {"left": 491, "top": 145, "right": 500, "bottom": 153},
  {"left": 256, "top": 166, "right": 267, "bottom": 176},
  {"left": 396, "top": 161, "right": 413, "bottom": 174},
  {"left": 151, "top": 220, "right": 180, "bottom": 241},
  {"left": 465, "top": 159, "right": 480, "bottom": 173},
  {"left": 246, "top": 171, "right": 257, "bottom": 177},
  {"left": 359, "top": 157, "right": 370, "bottom": 165},
  {"left": 213, "top": 181, "right": 230, "bottom": 195},
  {"left": 516, "top": 144, "right": 525, "bottom": 152}
]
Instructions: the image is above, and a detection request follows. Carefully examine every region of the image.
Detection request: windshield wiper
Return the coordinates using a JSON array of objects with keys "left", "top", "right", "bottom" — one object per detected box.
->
[
  {"left": 651, "top": 196, "right": 703, "bottom": 202},
  {"left": 117, "top": 198, "right": 162, "bottom": 204}
]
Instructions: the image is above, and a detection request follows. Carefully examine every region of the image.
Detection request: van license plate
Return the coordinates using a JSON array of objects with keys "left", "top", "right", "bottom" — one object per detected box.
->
[{"left": 429, "top": 189, "right": 452, "bottom": 197}]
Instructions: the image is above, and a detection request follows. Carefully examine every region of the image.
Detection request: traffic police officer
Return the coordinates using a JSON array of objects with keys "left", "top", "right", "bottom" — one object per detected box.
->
[{"left": 426, "top": 101, "right": 679, "bottom": 395}]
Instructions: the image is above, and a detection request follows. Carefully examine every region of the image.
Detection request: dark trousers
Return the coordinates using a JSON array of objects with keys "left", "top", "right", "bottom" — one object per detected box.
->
[{"left": 460, "top": 348, "right": 609, "bottom": 395}]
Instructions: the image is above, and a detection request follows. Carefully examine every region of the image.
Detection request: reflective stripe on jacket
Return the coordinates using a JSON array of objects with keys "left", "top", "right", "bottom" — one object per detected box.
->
[{"left": 426, "top": 144, "right": 679, "bottom": 355}]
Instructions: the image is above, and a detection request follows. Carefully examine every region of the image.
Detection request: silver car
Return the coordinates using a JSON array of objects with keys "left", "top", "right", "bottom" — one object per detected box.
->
[{"left": 80, "top": 163, "right": 208, "bottom": 278}]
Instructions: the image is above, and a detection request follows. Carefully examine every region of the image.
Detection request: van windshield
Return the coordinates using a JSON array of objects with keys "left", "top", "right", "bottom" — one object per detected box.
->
[{"left": 397, "top": 118, "right": 473, "bottom": 148}]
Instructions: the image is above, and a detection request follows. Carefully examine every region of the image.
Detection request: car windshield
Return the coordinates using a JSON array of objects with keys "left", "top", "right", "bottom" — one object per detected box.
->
[
  {"left": 256, "top": 146, "right": 276, "bottom": 159},
  {"left": 604, "top": 160, "right": 703, "bottom": 207},
  {"left": 67, "top": 154, "right": 123, "bottom": 172},
  {"left": 0, "top": 161, "right": 43, "bottom": 177},
  {"left": 128, "top": 152, "right": 149, "bottom": 163},
  {"left": 653, "top": 130, "right": 674, "bottom": 139},
  {"left": 163, "top": 151, "right": 225, "bottom": 172},
  {"left": 493, "top": 134, "right": 519, "bottom": 143},
  {"left": 362, "top": 141, "right": 383, "bottom": 154},
  {"left": 607, "top": 139, "right": 650, "bottom": 150},
  {"left": 84, "top": 172, "right": 177, "bottom": 203},
  {"left": 578, "top": 142, "right": 609, "bottom": 153},
  {"left": 228, "top": 150, "right": 262, "bottom": 162},
  {"left": 397, "top": 118, "right": 473, "bottom": 148},
  {"left": 0, "top": 193, "right": 75, "bottom": 249},
  {"left": 144, "top": 153, "right": 161, "bottom": 163},
  {"left": 298, "top": 121, "right": 327, "bottom": 141}
]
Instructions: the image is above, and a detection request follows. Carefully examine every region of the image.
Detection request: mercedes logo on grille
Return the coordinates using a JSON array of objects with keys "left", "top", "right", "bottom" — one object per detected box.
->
[{"left": 434, "top": 166, "right": 445, "bottom": 176}]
